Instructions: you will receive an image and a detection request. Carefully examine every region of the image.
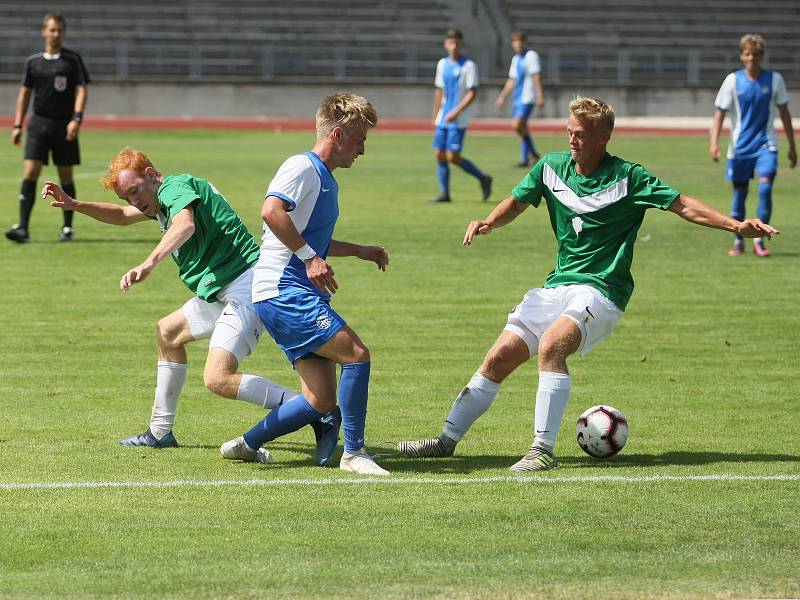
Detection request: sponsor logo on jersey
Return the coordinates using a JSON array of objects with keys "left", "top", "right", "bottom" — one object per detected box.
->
[
  {"left": 316, "top": 315, "right": 332, "bottom": 330},
  {"left": 54, "top": 75, "right": 67, "bottom": 92}
]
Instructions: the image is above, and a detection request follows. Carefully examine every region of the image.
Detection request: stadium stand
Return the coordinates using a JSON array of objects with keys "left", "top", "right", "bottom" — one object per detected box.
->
[{"left": 1, "top": 1, "right": 796, "bottom": 86}]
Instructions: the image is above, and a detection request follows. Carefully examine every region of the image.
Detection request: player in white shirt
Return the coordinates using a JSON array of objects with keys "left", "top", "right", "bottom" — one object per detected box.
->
[
  {"left": 220, "top": 94, "right": 391, "bottom": 475},
  {"left": 710, "top": 33, "right": 796, "bottom": 257},
  {"left": 496, "top": 31, "right": 545, "bottom": 167},
  {"left": 431, "top": 29, "right": 492, "bottom": 203}
]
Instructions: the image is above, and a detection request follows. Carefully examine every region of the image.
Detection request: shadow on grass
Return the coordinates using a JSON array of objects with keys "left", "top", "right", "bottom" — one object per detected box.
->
[{"left": 376, "top": 449, "right": 800, "bottom": 474}]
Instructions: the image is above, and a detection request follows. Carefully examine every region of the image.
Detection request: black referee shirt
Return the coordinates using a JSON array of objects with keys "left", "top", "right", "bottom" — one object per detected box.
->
[{"left": 22, "top": 48, "right": 90, "bottom": 119}]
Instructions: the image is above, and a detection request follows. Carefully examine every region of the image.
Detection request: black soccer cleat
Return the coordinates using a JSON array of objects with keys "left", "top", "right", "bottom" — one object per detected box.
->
[{"left": 5, "top": 225, "right": 29, "bottom": 243}]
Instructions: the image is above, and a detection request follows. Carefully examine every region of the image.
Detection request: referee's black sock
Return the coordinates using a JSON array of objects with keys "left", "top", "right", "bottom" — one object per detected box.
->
[
  {"left": 18, "top": 179, "right": 36, "bottom": 231},
  {"left": 62, "top": 182, "right": 76, "bottom": 228}
]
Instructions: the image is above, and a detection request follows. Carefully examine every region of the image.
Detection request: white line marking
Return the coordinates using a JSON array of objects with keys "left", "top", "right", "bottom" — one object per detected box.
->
[{"left": 1, "top": 474, "right": 798, "bottom": 491}]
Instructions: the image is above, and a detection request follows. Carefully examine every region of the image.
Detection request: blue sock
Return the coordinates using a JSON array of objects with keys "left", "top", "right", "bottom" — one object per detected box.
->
[
  {"left": 437, "top": 161, "right": 450, "bottom": 194},
  {"left": 243, "top": 394, "right": 324, "bottom": 450},
  {"left": 757, "top": 180, "right": 772, "bottom": 223},
  {"left": 339, "top": 362, "right": 370, "bottom": 453},
  {"left": 522, "top": 135, "right": 538, "bottom": 162},
  {"left": 459, "top": 158, "right": 486, "bottom": 180},
  {"left": 731, "top": 184, "right": 748, "bottom": 242}
]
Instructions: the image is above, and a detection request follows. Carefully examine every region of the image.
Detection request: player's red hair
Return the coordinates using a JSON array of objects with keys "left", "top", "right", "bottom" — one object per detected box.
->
[{"left": 101, "top": 147, "right": 161, "bottom": 190}]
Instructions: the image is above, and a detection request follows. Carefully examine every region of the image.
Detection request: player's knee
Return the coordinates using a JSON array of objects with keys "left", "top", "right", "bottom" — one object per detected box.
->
[
  {"left": 481, "top": 347, "right": 516, "bottom": 382},
  {"left": 156, "top": 318, "right": 183, "bottom": 350},
  {"left": 435, "top": 150, "right": 447, "bottom": 162},
  {"left": 203, "top": 369, "right": 225, "bottom": 396},
  {"left": 350, "top": 344, "right": 370, "bottom": 364},
  {"left": 537, "top": 335, "right": 571, "bottom": 369},
  {"left": 447, "top": 152, "right": 461, "bottom": 164}
]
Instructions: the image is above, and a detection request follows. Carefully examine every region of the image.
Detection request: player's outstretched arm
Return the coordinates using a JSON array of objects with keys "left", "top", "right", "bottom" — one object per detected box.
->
[
  {"left": 120, "top": 207, "right": 195, "bottom": 292},
  {"left": 668, "top": 194, "right": 779, "bottom": 238},
  {"left": 328, "top": 240, "right": 388, "bottom": 271},
  {"left": 463, "top": 196, "right": 529, "bottom": 246},
  {"left": 43, "top": 181, "right": 148, "bottom": 225}
]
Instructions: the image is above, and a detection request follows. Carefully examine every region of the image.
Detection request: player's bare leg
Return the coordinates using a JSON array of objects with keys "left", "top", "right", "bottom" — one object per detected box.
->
[{"left": 511, "top": 317, "right": 581, "bottom": 472}]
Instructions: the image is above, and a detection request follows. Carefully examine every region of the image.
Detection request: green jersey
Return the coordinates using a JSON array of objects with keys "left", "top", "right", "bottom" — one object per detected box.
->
[
  {"left": 157, "top": 174, "right": 259, "bottom": 302},
  {"left": 511, "top": 151, "right": 679, "bottom": 310}
]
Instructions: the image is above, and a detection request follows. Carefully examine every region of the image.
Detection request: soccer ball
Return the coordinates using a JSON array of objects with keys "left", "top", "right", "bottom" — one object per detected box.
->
[{"left": 576, "top": 405, "right": 629, "bottom": 459}]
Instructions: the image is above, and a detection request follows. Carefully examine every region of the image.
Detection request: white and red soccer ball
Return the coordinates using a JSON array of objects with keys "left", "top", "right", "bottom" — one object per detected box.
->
[{"left": 576, "top": 405, "right": 629, "bottom": 459}]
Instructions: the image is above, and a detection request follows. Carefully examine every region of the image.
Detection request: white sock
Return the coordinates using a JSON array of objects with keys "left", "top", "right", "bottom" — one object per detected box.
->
[
  {"left": 532, "top": 371, "right": 572, "bottom": 451},
  {"left": 236, "top": 374, "right": 298, "bottom": 409},
  {"left": 442, "top": 372, "right": 501, "bottom": 442},
  {"left": 150, "top": 361, "right": 188, "bottom": 440}
]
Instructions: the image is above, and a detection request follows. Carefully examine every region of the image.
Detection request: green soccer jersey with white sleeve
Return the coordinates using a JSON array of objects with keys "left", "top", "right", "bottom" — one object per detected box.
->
[
  {"left": 511, "top": 151, "right": 679, "bottom": 310},
  {"left": 156, "top": 174, "right": 259, "bottom": 302}
]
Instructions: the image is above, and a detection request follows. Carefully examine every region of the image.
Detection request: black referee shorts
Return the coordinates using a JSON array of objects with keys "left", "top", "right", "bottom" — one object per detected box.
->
[{"left": 24, "top": 114, "right": 81, "bottom": 166}]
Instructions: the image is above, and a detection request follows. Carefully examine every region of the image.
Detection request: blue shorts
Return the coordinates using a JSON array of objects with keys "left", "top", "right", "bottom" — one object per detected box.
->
[
  {"left": 254, "top": 288, "right": 345, "bottom": 364},
  {"left": 433, "top": 127, "right": 466, "bottom": 153},
  {"left": 726, "top": 149, "right": 777, "bottom": 183},
  {"left": 512, "top": 102, "right": 535, "bottom": 120}
]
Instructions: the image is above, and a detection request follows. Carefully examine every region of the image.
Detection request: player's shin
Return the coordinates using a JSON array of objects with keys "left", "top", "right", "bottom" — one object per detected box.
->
[
  {"left": 150, "top": 361, "right": 188, "bottom": 440},
  {"left": 237, "top": 374, "right": 298, "bottom": 409},
  {"left": 532, "top": 371, "right": 572, "bottom": 452},
  {"left": 242, "top": 394, "right": 324, "bottom": 449},
  {"left": 338, "top": 362, "right": 370, "bottom": 452},
  {"left": 442, "top": 371, "right": 500, "bottom": 444}
]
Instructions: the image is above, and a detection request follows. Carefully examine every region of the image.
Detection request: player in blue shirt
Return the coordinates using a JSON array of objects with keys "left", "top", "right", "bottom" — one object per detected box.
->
[
  {"left": 431, "top": 29, "right": 492, "bottom": 203},
  {"left": 220, "top": 93, "right": 391, "bottom": 475},
  {"left": 710, "top": 33, "right": 796, "bottom": 257},
  {"left": 495, "top": 31, "right": 545, "bottom": 167}
]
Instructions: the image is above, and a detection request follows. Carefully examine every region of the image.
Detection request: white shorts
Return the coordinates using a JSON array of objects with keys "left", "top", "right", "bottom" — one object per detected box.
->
[
  {"left": 181, "top": 268, "right": 264, "bottom": 362},
  {"left": 503, "top": 285, "right": 623, "bottom": 357}
]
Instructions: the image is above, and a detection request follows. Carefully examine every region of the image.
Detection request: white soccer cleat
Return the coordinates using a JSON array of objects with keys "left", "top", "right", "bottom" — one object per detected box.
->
[
  {"left": 339, "top": 448, "right": 390, "bottom": 476},
  {"left": 220, "top": 436, "right": 272, "bottom": 463}
]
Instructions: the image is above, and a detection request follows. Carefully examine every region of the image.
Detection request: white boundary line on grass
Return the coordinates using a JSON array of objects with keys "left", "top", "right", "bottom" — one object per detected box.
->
[{"left": 1, "top": 473, "right": 799, "bottom": 491}]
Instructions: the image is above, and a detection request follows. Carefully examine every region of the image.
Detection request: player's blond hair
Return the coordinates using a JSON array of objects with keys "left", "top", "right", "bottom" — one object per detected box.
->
[
  {"left": 569, "top": 96, "right": 615, "bottom": 133},
  {"left": 101, "top": 147, "right": 161, "bottom": 190},
  {"left": 740, "top": 33, "right": 765, "bottom": 56},
  {"left": 315, "top": 93, "right": 378, "bottom": 139},
  {"left": 43, "top": 13, "right": 65, "bottom": 28}
]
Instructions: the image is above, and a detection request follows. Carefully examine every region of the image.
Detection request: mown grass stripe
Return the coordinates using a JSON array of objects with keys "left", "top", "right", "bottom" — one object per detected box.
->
[{"left": 2, "top": 473, "right": 799, "bottom": 491}]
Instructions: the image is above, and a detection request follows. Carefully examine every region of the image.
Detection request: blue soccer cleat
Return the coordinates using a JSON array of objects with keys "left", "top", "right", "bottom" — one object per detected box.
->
[
  {"left": 119, "top": 429, "right": 179, "bottom": 448},
  {"left": 310, "top": 406, "right": 341, "bottom": 466}
]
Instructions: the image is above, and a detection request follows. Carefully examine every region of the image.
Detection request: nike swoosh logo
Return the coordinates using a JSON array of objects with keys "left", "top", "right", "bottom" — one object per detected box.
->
[{"left": 322, "top": 187, "right": 331, "bottom": 192}]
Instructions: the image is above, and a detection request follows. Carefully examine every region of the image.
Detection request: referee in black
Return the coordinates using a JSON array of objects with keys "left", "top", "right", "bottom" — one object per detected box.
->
[{"left": 7, "top": 13, "right": 89, "bottom": 243}]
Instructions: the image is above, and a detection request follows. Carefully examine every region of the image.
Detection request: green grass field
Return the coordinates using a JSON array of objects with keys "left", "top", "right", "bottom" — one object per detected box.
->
[{"left": 1, "top": 128, "right": 798, "bottom": 599}]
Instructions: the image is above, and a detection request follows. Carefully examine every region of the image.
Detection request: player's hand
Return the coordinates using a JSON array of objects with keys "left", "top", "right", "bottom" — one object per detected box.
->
[
  {"left": 66, "top": 120, "right": 80, "bottom": 142},
  {"left": 537, "top": 99, "right": 545, "bottom": 109},
  {"left": 495, "top": 96, "right": 505, "bottom": 109},
  {"left": 11, "top": 128, "right": 21, "bottom": 146},
  {"left": 445, "top": 110, "right": 459, "bottom": 123},
  {"left": 306, "top": 255, "right": 338, "bottom": 294},
  {"left": 736, "top": 218, "right": 779, "bottom": 239},
  {"left": 463, "top": 219, "right": 494, "bottom": 245},
  {"left": 710, "top": 144, "right": 721, "bottom": 162},
  {"left": 42, "top": 181, "right": 76, "bottom": 210},
  {"left": 788, "top": 147, "right": 797, "bottom": 168},
  {"left": 357, "top": 245, "right": 389, "bottom": 271},
  {"left": 120, "top": 262, "right": 154, "bottom": 292}
]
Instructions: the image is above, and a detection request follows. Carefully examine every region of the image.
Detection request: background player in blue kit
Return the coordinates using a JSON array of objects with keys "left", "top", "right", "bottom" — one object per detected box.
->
[
  {"left": 220, "top": 93, "right": 391, "bottom": 475},
  {"left": 710, "top": 33, "right": 796, "bottom": 257},
  {"left": 495, "top": 31, "right": 545, "bottom": 168},
  {"left": 7, "top": 13, "right": 89, "bottom": 243},
  {"left": 430, "top": 29, "right": 492, "bottom": 203}
]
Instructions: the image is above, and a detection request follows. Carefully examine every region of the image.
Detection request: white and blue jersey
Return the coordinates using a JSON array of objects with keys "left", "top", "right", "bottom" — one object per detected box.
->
[
  {"left": 715, "top": 68, "right": 789, "bottom": 160},
  {"left": 509, "top": 49, "right": 541, "bottom": 106},
  {"left": 434, "top": 55, "right": 478, "bottom": 129},
  {"left": 252, "top": 151, "right": 339, "bottom": 302}
]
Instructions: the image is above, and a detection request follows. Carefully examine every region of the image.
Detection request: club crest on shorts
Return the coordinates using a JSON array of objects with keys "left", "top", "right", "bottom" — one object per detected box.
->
[
  {"left": 316, "top": 315, "right": 332, "bottom": 330},
  {"left": 54, "top": 75, "right": 67, "bottom": 92}
]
